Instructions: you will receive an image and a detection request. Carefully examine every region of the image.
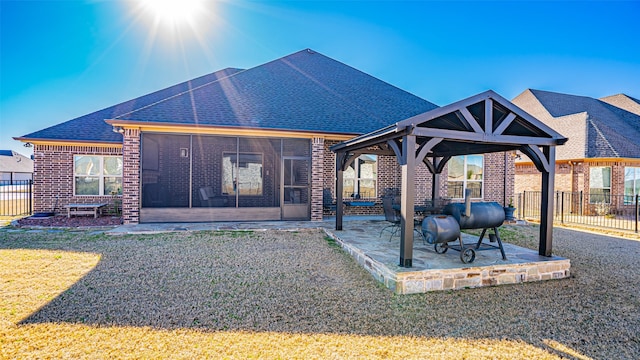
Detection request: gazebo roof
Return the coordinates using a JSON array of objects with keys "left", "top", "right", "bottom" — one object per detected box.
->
[{"left": 331, "top": 90, "right": 567, "bottom": 171}]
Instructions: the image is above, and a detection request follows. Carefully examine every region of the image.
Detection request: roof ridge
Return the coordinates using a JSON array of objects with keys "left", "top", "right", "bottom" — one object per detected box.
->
[
  {"left": 299, "top": 49, "right": 439, "bottom": 108},
  {"left": 586, "top": 113, "right": 619, "bottom": 157},
  {"left": 114, "top": 68, "right": 246, "bottom": 119}
]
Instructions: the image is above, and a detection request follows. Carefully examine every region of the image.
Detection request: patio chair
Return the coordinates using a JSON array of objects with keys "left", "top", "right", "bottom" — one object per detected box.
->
[
  {"left": 323, "top": 188, "right": 336, "bottom": 212},
  {"left": 380, "top": 196, "right": 400, "bottom": 240},
  {"left": 381, "top": 196, "right": 427, "bottom": 243},
  {"left": 199, "top": 187, "right": 228, "bottom": 207}
]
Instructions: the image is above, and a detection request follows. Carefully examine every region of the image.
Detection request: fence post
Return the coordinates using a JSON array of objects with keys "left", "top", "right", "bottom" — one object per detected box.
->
[
  {"left": 522, "top": 191, "right": 526, "bottom": 219},
  {"left": 561, "top": 192, "right": 565, "bottom": 224},
  {"left": 579, "top": 191, "right": 583, "bottom": 216},
  {"left": 29, "top": 179, "right": 33, "bottom": 215},
  {"left": 517, "top": 193, "right": 521, "bottom": 219},
  {"left": 635, "top": 194, "right": 638, "bottom": 233}
]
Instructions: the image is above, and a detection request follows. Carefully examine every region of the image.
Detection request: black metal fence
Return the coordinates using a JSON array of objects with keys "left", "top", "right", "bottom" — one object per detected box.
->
[
  {"left": 517, "top": 191, "right": 640, "bottom": 233},
  {"left": 0, "top": 180, "right": 33, "bottom": 216}
]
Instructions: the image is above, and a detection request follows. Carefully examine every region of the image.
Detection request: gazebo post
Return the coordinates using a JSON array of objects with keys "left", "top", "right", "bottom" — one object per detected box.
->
[
  {"left": 539, "top": 146, "right": 556, "bottom": 256},
  {"left": 432, "top": 166, "right": 440, "bottom": 205},
  {"left": 399, "top": 134, "right": 416, "bottom": 267}
]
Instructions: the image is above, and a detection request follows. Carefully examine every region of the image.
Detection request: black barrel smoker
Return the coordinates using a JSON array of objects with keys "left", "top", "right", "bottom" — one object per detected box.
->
[{"left": 421, "top": 192, "right": 507, "bottom": 263}]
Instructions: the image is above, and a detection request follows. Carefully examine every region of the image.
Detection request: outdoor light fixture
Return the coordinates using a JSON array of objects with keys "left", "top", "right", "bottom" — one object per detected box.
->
[{"left": 112, "top": 126, "right": 125, "bottom": 134}]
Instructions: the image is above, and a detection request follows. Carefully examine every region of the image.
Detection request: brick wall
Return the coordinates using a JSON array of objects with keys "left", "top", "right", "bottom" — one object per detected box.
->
[
  {"left": 515, "top": 161, "right": 574, "bottom": 193},
  {"left": 311, "top": 137, "right": 324, "bottom": 221},
  {"left": 32, "top": 144, "right": 122, "bottom": 214},
  {"left": 323, "top": 140, "right": 515, "bottom": 214},
  {"left": 33, "top": 136, "right": 517, "bottom": 221},
  {"left": 323, "top": 140, "right": 338, "bottom": 196},
  {"left": 583, "top": 160, "right": 640, "bottom": 213},
  {"left": 480, "top": 152, "right": 514, "bottom": 205},
  {"left": 515, "top": 160, "right": 640, "bottom": 195},
  {"left": 122, "top": 129, "right": 140, "bottom": 224},
  {"left": 322, "top": 140, "right": 404, "bottom": 215},
  {"left": 516, "top": 159, "right": 640, "bottom": 215}
]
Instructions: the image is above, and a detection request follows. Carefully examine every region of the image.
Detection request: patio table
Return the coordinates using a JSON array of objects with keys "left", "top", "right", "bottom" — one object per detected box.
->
[{"left": 392, "top": 204, "right": 428, "bottom": 215}]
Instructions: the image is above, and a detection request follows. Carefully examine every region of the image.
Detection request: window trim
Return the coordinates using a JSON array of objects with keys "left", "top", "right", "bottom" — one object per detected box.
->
[
  {"left": 447, "top": 154, "right": 484, "bottom": 200},
  {"left": 343, "top": 154, "right": 377, "bottom": 199},
  {"left": 221, "top": 151, "right": 264, "bottom": 196},
  {"left": 589, "top": 166, "right": 612, "bottom": 204},
  {"left": 624, "top": 166, "right": 640, "bottom": 205},
  {"left": 73, "top": 155, "right": 123, "bottom": 196}
]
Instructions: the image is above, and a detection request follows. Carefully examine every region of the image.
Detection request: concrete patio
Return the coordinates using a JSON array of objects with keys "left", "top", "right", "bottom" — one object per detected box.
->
[{"left": 106, "top": 216, "right": 571, "bottom": 294}]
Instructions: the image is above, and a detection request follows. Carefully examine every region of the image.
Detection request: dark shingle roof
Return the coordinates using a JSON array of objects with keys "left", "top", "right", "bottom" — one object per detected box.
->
[
  {"left": 115, "top": 49, "right": 438, "bottom": 134},
  {"left": 526, "top": 89, "right": 640, "bottom": 158},
  {"left": 19, "top": 49, "right": 438, "bottom": 143},
  {"left": 17, "top": 68, "right": 243, "bottom": 143}
]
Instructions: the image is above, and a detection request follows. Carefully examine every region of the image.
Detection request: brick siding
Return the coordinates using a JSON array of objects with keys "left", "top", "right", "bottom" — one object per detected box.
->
[
  {"left": 515, "top": 162, "right": 574, "bottom": 193},
  {"left": 515, "top": 159, "right": 640, "bottom": 215},
  {"left": 33, "top": 136, "right": 517, "bottom": 222},
  {"left": 32, "top": 144, "right": 122, "bottom": 214},
  {"left": 322, "top": 141, "right": 515, "bottom": 215},
  {"left": 122, "top": 129, "right": 141, "bottom": 224},
  {"left": 311, "top": 137, "right": 324, "bottom": 221}
]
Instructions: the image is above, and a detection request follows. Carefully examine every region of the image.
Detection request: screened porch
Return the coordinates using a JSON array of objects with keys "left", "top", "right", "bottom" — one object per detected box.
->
[{"left": 139, "top": 133, "right": 311, "bottom": 222}]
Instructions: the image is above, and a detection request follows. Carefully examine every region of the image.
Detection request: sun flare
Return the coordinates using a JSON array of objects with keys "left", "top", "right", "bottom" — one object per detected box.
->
[{"left": 137, "top": 0, "right": 206, "bottom": 27}]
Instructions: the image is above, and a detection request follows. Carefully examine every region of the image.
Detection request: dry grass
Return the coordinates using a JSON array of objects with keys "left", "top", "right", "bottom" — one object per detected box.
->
[
  {"left": 0, "top": 198, "right": 30, "bottom": 217},
  {"left": 2, "top": 324, "right": 559, "bottom": 359},
  {"left": 0, "top": 248, "right": 101, "bottom": 325},
  {"left": 1, "top": 226, "right": 638, "bottom": 359}
]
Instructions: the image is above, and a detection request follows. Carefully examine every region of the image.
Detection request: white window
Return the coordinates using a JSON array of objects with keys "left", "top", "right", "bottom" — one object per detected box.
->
[
  {"left": 447, "top": 155, "right": 483, "bottom": 199},
  {"left": 624, "top": 167, "right": 640, "bottom": 204},
  {"left": 74, "top": 155, "right": 123, "bottom": 196},
  {"left": 589, "top": 166, "right": 611, "bottom": 204},
  {"left": 222, "top": 152, "right": 263, "bottom": 196},
  {"left": 343, "top": 154, "right": 377, "bottom": 199}
]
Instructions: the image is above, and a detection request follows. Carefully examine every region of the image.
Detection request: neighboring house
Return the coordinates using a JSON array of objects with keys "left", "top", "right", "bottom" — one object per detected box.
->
[
  {"left": 512, "top": 89, "right": 640, "bottom": 214},
  {"left": 16, "top": 49, "right": 517, "bottom": 224},
  {"left": 0, "top": 150, "right": 33, "bottom": 183}
]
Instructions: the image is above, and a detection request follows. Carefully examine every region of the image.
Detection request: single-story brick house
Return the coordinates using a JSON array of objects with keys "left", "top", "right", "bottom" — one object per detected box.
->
[
  {"left": 512, "top": 89, "right": 640, "bottom": 214},
  {"left": 16, "top": 49, "right": 524, "bottom": 224}
]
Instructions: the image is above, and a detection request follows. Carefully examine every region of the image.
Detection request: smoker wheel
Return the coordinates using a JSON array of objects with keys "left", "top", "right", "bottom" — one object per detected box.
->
[
  {"left": 434, "top": 243, "right": 448, "bottom": 254},
  {"left": 460, "top": 248, "right": 476, "bottom": 263}
]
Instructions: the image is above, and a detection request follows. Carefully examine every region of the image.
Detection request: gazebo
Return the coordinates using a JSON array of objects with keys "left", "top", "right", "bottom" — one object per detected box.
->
[{"left": 330, "top": 90, "right": 568, "bottom": 267}]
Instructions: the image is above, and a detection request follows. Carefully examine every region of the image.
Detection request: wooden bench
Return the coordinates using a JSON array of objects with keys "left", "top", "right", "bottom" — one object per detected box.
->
[{"left": 65, "top": 203, "right": 109, "bottom": 218}]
